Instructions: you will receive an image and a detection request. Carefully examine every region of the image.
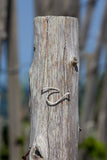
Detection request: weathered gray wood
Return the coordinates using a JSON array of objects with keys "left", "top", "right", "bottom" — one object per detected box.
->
[{"left": 29, "top": 16, "right": 79, "bottom": 160}]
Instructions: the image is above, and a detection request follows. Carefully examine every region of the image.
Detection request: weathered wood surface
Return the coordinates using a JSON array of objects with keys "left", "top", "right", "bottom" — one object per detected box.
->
[{"left": 29, "top": 16, "right": 79, "bottom": 160}]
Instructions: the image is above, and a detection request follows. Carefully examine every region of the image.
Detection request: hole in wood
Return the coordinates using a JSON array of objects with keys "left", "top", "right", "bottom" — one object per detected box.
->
[
  {"left": 35, "top": 148, "right": 43, "bottom": 158},
  {"left": 74, "top": 65, "right": 78, "bottom": 72},
  {"left": 31, "top": 147, "right": 43, "bottom": 160},
  {"left": 70, "top": 57, "right": 78, "bottom": 72}
]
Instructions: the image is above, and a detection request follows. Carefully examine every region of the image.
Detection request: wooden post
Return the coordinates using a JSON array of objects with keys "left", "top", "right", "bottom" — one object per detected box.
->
[
  {"left": 35, "top": 0, "right": 79, "bottom": 17},
  {"left": 29, "top": 16, "right": 79, "bottom": 160},
  {"left": 7, "top": 0, "right": 21, "bottom": 160}
]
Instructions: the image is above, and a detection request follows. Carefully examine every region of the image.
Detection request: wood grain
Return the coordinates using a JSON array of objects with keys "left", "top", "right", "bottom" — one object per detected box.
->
[{"left": 29, "top": 16, "right": 79, "bottom": 160}]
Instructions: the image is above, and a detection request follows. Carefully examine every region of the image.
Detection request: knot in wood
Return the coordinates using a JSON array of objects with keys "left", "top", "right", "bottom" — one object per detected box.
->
[{"left": 70, "top": 57, "right": 78, "bottom": 66}]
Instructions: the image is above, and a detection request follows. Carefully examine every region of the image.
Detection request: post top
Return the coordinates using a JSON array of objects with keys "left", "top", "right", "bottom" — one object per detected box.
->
[{"left": 33, "top": 16, "right": 78, "bottom": 22}]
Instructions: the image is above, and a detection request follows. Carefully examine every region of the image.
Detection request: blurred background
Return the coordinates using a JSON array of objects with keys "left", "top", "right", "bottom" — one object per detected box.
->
[{"left": 0, "top": 0, "right": 107, "bottom": 159}]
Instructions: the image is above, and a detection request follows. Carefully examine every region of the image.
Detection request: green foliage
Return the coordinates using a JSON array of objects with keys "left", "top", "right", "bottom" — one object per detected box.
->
[
  {"left": 15, "top": 135, "right": 25, "bottom": 145},
  {"left": 0, "top": 124, "right": 9, "bottom": 160},
  {"left": 2, "top": 124, "right": 8, "bottom": 145},
  {"left": 79, "top": 137, "right": 107, "bottom": 160},
  {"left": 23, "top": 117, "right": 30, "bottom": 127},
  {"left": 0, "top": 144, "right": 9, "bottom": 160}
]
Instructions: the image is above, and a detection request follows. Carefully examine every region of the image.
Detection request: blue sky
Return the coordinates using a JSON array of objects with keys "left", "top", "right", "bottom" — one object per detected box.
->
[
  {"left": 85, "top": 0, "right": 105, "bottom": 52},
  {"left": 0, "top": 0, "right": 106, "bottom": 87},
  {"left": 17, "top": 0, "right": 35, "bottom": 86},
  {"left": 0, "top": 0, "right": 35, "bottom": 87}
]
